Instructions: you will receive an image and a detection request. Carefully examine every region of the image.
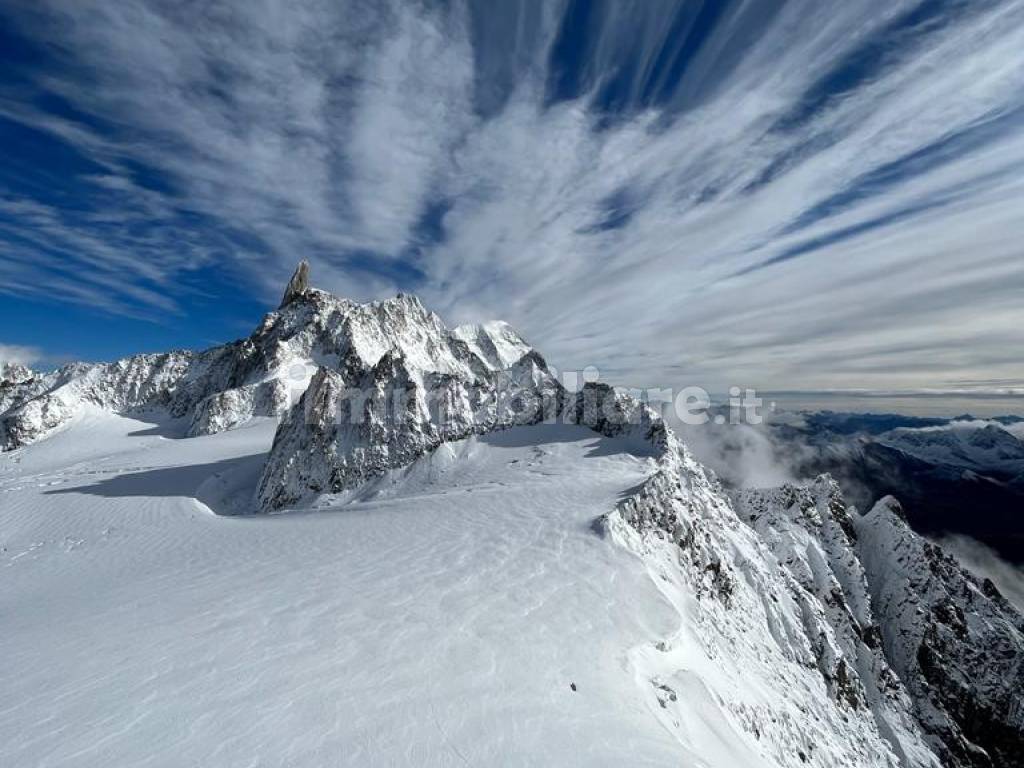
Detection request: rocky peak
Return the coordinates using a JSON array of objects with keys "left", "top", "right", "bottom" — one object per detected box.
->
[
  {"left": 279, "top": 260, "right": 310, "bottom": 308},
  {"left": 255, "top": 304, "right": 562, "bottom": 511},
  {"left": 0, "top": 264, "right": 541, "bottom": 453},
  {"left": 0, "top": 362, "right": 33, "bottom": 385}
]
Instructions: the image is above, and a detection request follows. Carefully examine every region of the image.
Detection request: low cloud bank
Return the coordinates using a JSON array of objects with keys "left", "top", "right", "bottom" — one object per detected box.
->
[
  {"left": 0, "top": 344, "right": 42, "bottom": 368},
  {"left": 672, "top": 418, "right": 807, "bottom": 490}
]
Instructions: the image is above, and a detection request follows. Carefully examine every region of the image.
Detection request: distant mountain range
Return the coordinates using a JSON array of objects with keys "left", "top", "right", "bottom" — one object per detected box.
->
[{"left": 718, "top": 411, "right": 1024, "bottom": 565}]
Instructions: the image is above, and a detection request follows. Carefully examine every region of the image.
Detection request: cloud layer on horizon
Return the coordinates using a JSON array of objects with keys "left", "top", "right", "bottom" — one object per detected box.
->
[{"left": 1, "top": 0, "right": 1023, "bottom": 390}]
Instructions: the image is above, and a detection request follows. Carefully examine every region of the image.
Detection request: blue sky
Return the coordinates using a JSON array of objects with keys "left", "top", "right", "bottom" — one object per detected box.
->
[{"left": 1, "top": 0, "right": 1023, "bottom": 392}]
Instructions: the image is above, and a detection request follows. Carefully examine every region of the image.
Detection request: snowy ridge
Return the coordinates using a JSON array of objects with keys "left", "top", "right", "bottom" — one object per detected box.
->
[
  {"left": 735, "top": 479, "right": 940, "bottom": 766},
  {"left": 1, "top": 351, "right": 200, "bottom": 449},
  {"left": 0, "top": 267, "right": 539, "bottom": 452},
  {"left": 580, "top": 380, "right": 1023, "bottom": 765},
  {"left": 591, "top": 403, "right": 940, "bottom": 766}
]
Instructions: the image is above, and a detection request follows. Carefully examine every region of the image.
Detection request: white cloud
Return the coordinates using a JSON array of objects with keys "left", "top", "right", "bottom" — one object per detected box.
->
[
  {"left": 0, "top": 343, "right": 43, "bottom": 368},
  {"left": 2, "top": 0, "right": 1023, "bottom": 390}
]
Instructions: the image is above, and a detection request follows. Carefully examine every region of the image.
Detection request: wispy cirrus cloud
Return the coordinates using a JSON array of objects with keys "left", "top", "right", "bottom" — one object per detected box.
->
[{"left": 0, "top": 0, "right": 1023, "bottom": 391}]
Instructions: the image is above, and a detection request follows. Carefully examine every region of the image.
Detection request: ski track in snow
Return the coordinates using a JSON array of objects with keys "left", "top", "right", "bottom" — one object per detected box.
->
[{"left": 0, "top": 411, "right": 702, "bottom": 767}]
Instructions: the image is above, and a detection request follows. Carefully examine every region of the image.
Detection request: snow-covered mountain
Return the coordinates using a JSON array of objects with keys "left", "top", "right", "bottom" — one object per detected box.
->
[
  {"left": 704, "top": 412, "right": 1024, "bottom": 564},
  {"left": 877, "top": 421, "right": 1024, "bottom": 476},
  {"left": 2, "top": 265, "right": 1022, "bottom": 767},
  {"left": 737, "top": 481, "right": 1024, "bottom": 766}
]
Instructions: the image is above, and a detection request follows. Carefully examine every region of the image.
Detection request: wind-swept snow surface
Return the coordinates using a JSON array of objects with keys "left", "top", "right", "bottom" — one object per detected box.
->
[
  {"left": 1, "top": 413, "right": 692, "bottom": 767},
  {"left": 4, "top": 410, "right": 1023, "bottom": 767}
]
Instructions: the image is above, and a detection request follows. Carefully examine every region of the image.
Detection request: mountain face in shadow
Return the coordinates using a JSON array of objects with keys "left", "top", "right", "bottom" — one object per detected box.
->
[{"left": 778, "top": 417, "right": 1024, "bottom": 564}]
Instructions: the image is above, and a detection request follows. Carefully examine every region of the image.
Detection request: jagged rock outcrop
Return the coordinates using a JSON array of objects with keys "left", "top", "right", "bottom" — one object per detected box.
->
[
  {"left": 0, "top": 361, "right": 33, "bottom": 385},
  {"left": 577, "top": 386, "right": 1021, "bottom": 766},
  {"left": 735, "top": 478, "right": 943, "bottom": 766},
  {"left": 1, "top": 362, "right": 37, "bottom": 421},
  {"left": 591, "top": 402, "right": 940, "bottom": 765},
  {"left": 856, "top": 497, "right": 1024, "bottom": 767},
  {"left": 255, "top": 304, "right": 563, "bottom": 510},
  {"left": 279, "top": 260, "right": 310, "bottom": 308},
  {"left": 257, "top": 363, "right": 677, "bottom": 512}
]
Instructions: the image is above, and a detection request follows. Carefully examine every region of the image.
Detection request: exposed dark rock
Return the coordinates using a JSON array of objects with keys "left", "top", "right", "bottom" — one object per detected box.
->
[{"left": 279, "top": 260, "right": 310, "bottom": 308}]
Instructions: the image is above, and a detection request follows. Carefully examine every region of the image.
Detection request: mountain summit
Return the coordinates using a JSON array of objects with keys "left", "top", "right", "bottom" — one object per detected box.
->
[{"left": 279, "top": 260, "right": 310, "bottom": 308}]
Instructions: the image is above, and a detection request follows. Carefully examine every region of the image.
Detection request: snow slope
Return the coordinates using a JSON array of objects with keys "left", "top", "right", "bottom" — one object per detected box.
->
[
  {"left": 1, "top": 412, "right": 696, "bottom": 767},
  {"left": 0, "top": 406, "right": 950, "bottom": 768}
]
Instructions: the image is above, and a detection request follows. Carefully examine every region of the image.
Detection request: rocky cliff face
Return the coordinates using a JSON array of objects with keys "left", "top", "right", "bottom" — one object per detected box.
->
[
  {"left": 255, "top": 300, "right": 563, "bottom": 510},
  {"left": 726, "top": 478, "right": 1024, "bottom": 767},
  {"left": 734, "top": 479, "right": 943, "bottom": 765},
  {"left": 573, "top": 380, "right": 1022, "bottom": 766},
  {"left": 856, "top": 497, "right": 1024, "bottom": 767}
]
